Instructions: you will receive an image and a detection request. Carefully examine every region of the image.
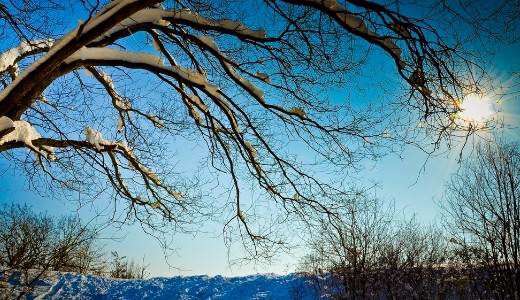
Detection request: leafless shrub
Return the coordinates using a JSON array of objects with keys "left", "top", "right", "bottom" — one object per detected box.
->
[
  {"left": 299, "top": 195, "right": 469, "bottom": 299},
  {"left": 108, "top": 251, "right": 150, "bottom": 280},
  {"left": 442, "top": 138, "right": 520, "bottom": 299},
  {"left": 0, "top": 203, "right": 102, "bottom": 299}
]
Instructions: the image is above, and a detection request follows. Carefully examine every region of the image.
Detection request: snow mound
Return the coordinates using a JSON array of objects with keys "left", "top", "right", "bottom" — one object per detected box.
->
[{"left": 13, "top": 272, "right": 319, "bottom": 299}]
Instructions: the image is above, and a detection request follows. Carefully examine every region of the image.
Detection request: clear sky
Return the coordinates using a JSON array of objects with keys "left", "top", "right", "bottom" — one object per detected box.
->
[{"left": 0, "top": 1, "right": 519, "bottom": 278}]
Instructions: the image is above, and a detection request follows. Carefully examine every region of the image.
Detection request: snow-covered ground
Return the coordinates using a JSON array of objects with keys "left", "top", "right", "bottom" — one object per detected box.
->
[{"left": 4, "top": 272, "right": 320, "bottom": 299}]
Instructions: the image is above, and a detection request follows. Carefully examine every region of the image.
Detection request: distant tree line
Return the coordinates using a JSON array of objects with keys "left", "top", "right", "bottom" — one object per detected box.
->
[
  {"left": 0, "top": 204, "right": 149, "bottom": 299},
  {"left": 297, "top": 139, "right": 520, "bottom": 300}
]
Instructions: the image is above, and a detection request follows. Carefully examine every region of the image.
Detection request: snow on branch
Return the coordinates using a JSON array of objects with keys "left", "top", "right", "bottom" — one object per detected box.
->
[
  {"left": 96, "top": 7, "right": 266, "bottom": 44},
  {"left": 78, "top": 0, "right": 161, "bottom": 37},
  {"left": 169, "top": 9, "right": 266, "bottom": 40},
  {"left": 84, "top": 127, "right": 113, "bottom": 151},
  {"left": 185, "top": 94, "right": 206, "bottom": 122},
  {"left": 86, "top": 67, "right": 131, "bottom": 132},
  {"left": 0, "top": 116, "right": 54, "bottom": 160},
  {"left": 191, "top": 34, "right": 267, "bottom": 103},
  {"left": 0, "top": 39, "right": 54, "bottom": 75},
  {"left": 0, "top": 0, "right": 159, "bottom": 111},
  {"left": 0, "top": 116, "right": 14, "bottom": 132},
  {"left": 289, "top": 0, "right": 405, "bottom": 68},
  {"left": 100, "top": 71, "right": 131, "bottom": 109},
  {"left": 99, "top": 7, "right": 172, "bottom": 39},
  {"left": 146, "top": 112, "right": 164, "bottom": 128},
  {"left": 84, "top": 127, "right": 160, "bottom": 180},
  {"left": 65, "top": 47, "right": 222, "bottom": 99},
  {"left": 80, "top": 126, "right": 187, "bottom": 206},
  {"left": 222, "top": 62, "right": 264, "bottom": 101}
]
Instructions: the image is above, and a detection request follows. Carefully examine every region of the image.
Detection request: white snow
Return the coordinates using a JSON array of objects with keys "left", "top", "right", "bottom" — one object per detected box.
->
[
  {"left": 225, "top": 63, "right": 265, "bottom": 100},
  {"left": 82, "top": 128, "right": 161, "bottom": 182},
  {"left": 257, "top": 72, "right": 272, "bottom": 84},
  {"left": 115, "top": 97, "right": 131, "bottom": 111},
  {"left": 171, "top": 9, "right": 266, "bottom": 40},
  {"left": 237, "top": 209, "right": 246, "bottom": 222},
  {"left": 192, "top": 37, "right": 266, "bottom": 101},
  {"left": 143, "top": 166, "right": 160, "bottom": 183},
  {"left": 99, "top": 71, "right": 116, "bottom": 91},
  {"left": 337, "top": 12, "right": 370, "bottom": 35},
  {"left": 244, "top": 141, "right": 257, "bottom": 159},
  {"left": 187, "top": 105, "right": 203, "bottom": 126},
  {"left": 0, "top": 39, "right": 54, "bottom": 74},
  {"left": 198, "top": 36, "right": 220, "bottom": 52},
  {"left": 83, "top": 67, "right": 93, "bottom": 76},
  {"left": 0, "top": 19, "right": 79, "bottom": 103},
  {"left": 311, "top": 0, "right": 374, "bottom": 37},
  {"left": 307, "top": 0, "right": 405, "bottom": 66},
  {"left": 5, "top": 271, "right": 317, "bottom": 300},
  {"left": 90, "top": 70, "right": 131, "bottom": 130},
  {"left": 188, "top": 94, "right": 209, "bottom": 112},
  {"left": 146, "top": 112, "right": 164, "bottom": 128},
  {"left": 151, "top": 36, "right": 162, "bottom": 52},
  {"left": 84, "top": 127, "right": 108, "bottom": 150},
  {"left": 289, "top": 107, "right": 306, "bottom": 118},
  {"left": 100, "top": 8, "right": 172, "bottom": 39},
  {"left": 10, "top": 64, "right": 19, "bottom": 76},
  {"left": 0, "top": 116, "right": 54, "bottom": 159},
  {"left": 0, "top": 2, "right": 264, "bottom": 105},
  {"left": 65, "top": 47, "right": 223, "bottom": 100},
  {"left": 383, "top": 38, "right": 402, "bottom": 57},
  {"left": 390, "top": 23, "right": 411, "bottom": 38},
  {"left": 0, "top": 116, "right": 15, "bottom": 132},
  {"left": 0, "top": 0, "right": 152, "bottom": 104},
  {"left": 65, "top": 47, "right": 163, "bottom": 66},
  {"left": 98, "top": 7, "right": 265, "bottom": 44},
  {"left": 117, "top": 115, "right": 125, "bottom": 132},
  {"left": 0, "top": 120, "right": 40, "bottom": 145},
  {"left": 79, "top": 0, "right": 148, "bottom": 38},
  {"left": 84, "top": 127, "right": 133, "bottom": 152}
]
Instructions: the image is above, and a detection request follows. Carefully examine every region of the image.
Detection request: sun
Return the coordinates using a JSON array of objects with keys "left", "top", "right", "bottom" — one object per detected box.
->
[{"left": 457, "top": 93, "right": 495, "bottom": 128}]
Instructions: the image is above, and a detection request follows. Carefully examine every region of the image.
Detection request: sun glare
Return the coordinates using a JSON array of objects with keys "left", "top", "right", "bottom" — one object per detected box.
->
[{"left": 458, "top": 93, "right": 495, "bottom": 127}]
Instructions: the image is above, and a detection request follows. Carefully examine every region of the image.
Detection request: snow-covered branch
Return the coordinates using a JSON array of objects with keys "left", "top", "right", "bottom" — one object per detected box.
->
[
  {"left": 282, "top": 0, "right": 405, "bottom": 68},
  {"left": 0, "top": 39, "right": 54, "bottom": 76},
  {"left": 0, "top": 116, "right": 54, "bottom": 160},
  {"left": 0, "top": 0, "right": 160, "bottom": 120}
]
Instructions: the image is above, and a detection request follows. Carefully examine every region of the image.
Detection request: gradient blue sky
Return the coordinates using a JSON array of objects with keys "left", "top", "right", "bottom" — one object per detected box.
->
[{"left": 1, "top": 2, "right": 519, "bottom": 277}]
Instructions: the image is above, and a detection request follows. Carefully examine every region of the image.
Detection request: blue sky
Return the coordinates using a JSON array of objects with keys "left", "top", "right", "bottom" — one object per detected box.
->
[{"left": 1, "top": 1, "right": 519, "bottom": 277}]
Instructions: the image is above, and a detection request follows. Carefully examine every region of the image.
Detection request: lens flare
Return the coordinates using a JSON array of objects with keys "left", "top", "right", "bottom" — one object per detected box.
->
[{"left": 458, "top": 93, "right": 495, "bottom": 127}]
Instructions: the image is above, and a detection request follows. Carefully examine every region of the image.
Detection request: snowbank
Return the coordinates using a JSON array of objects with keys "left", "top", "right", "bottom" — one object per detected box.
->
[{"left": 6, "top": 272, "right": 319, "bottom": 299}]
